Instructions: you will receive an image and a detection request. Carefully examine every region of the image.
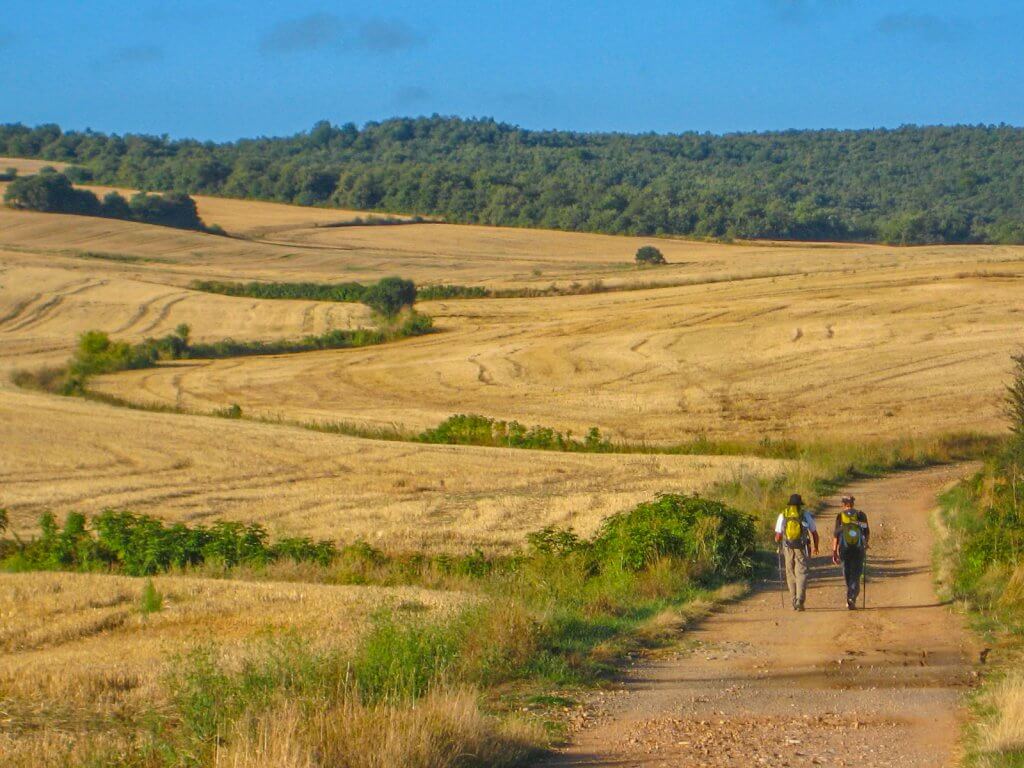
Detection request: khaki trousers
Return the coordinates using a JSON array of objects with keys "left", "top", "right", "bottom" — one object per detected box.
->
[{"left": 783, "top": 545, "right": 809, "bottom": 607}]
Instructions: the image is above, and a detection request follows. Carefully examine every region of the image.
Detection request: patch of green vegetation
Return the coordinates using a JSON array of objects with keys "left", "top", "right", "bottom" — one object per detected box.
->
[
  {"left": 635, "top": 245, "right": 667, "bottom": 265},
  {"left": 317, "top": 214, "right": 428, "bottom": 228},
  {"left": 190, "top": 278, "right": 369, "bottom": 302},
  {"left": 417, "top": 413, "right": 611, "bottom": 452},
  {"left": 17, "top": 312, "right": 434, "bottom": 396},
  {"left": 3, "top": 169, "right": 222, "bottom": 233},
  {"left": 69, "top": 250, "right": 166, "bottom": 264},
  {"left": 0, "top": 510, "right": 337, "bottom": 575},
  {"left": 190, "top": 276, "right": 420, "bottom": 319},
  {"left": 934, "top": 353, "right": 1024, "bottom": 767},
  {"left": 417, "top": 283, "right": 492, "bottom": 300},
  {"left": 140, "top": 578, "right": 164, "bottom": 615}
]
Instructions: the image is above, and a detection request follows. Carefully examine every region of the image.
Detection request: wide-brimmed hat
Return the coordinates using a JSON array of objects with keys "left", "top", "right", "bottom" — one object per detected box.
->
[{"left": 788, "top": 493, "right": 804, "bottom": 507}]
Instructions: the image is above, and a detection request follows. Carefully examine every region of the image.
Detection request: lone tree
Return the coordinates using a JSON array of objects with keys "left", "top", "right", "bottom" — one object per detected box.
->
[
  {"left": 361, "top": 276, "right": 417, "bottom": 318},
  {"left": 635, "top": 245, "right": 667, "bottom": 266}
]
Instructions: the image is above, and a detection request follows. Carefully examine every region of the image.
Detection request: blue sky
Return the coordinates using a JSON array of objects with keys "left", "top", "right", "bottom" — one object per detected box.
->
[{"left": 1, "top": 0, "right": 1021, "bottom": 140}]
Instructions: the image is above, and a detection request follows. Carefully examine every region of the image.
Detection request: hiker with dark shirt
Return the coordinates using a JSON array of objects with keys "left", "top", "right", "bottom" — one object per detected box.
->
[{"left": 832, "top": 495, "right": 870, "bottom": 610}]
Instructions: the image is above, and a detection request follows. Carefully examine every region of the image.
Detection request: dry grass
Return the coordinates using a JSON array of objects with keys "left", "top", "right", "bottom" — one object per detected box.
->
[
  {"left": 0, "top": 262, "right": 369, "bottom": 372},
  {"left": 0, "top": 191, "right": 1017, "bottom": 542},
  {"left": 216, "top": 688, "right": 541, "bottom": 768},
  {"left": 0, "top": 157, "right": 69, "bottom": 175},
  {"left": 0, "top": 570, "right": 468, "bottom": 766},
  {"left": 0, "top": 388, "right": 783, "bottom": 549},
  {"left": 978, "top": 671, "right": 1024, "bottom": 759},
  {"left": 0, "top": 570, "right": 463, "bottom": 704},
  {"left": 91, "top": 251, "right": 1024, "bottom": 443}
]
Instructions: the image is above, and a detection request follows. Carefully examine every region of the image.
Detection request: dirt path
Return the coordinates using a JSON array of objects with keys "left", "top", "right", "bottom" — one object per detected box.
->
[{"left": 544, "top": 465, "right": 978, "bottom": 768}]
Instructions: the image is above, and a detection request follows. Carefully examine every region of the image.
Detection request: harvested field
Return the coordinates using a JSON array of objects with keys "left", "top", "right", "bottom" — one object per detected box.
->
[
  {"left": 0, "top": 570, "right": 465, "bottom": 764},
  {"left": 93, "top": 253, "right": 1024, "bottom": 443},
  {"left": 0, "top": 388, "right": 784, "bottom": 549},
  {"left": 0, "top": 263, "right": 369, "bottom": 371},
  {"left": 0, "top": 189, "right": 1020, "bottom": 541}
]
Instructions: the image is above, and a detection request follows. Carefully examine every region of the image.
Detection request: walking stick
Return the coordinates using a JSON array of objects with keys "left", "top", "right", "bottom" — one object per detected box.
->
[
  {"left": 862, "top": 551, "right": 868, "bottom": 609},
  {"left": 777, "top": 546, "right": 786, "bottom": 608}
]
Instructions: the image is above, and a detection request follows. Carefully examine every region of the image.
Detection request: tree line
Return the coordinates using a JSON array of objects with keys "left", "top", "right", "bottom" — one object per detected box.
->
[
  {"left": 3, "top": 168, "right": 214, "bottom": 232},
  {"left": 3, "top": 118, "right": 1024, "bottom": 244}
]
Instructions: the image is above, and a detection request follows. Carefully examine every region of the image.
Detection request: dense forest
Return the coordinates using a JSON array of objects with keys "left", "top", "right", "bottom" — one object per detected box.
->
[{"left": 2, "top": 118, "right": 1024, "bottom": 244}]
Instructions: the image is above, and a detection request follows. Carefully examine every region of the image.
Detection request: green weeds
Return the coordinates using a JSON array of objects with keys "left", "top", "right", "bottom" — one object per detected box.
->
[{"left": 140, "top": 578, "right": 164, "bottom": 615}]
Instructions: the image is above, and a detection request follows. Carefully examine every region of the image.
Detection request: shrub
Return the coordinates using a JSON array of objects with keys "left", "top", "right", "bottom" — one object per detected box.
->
[
  {"left": 214, "top": 403, "right": 243, "bottom": 419},
  {"left": 0, "top": 167, "right": 16, "bottom": 181},
  {"left": 0, "top": 508, "right": 7, "bottom": 535},
  {"left": 635, "top": 245, "right": 667, "bottom": 265},
  {"left": 4, "top": 172, "right": 100, "bottom": 214},
  {"left": 1008, "top": 352, "right": 1024, "bottom": 443},
  {"left": 140, "top": 578, "right": 164, "bottom": 614},
  {"left": 0, "top": 509, "right": 338, "bottom": 576},
  {"left": 63, "top": 165, "right": 94, "bottom": 183},
  {"left": 417, "top": 413, "right": 610, "bottom": 452},
  {"left": 417, "top": 284, "right": 492, "bottom": 301},
  {"left": 190, "top": 279, "right": 369, "bottom": 303},
  {"left": 99, "top": 190, "right": 132, "bottom": 219},
  {"left": 592, "top": 494, "right": 757, "bottom": 578},
  {"left": 352, "top": 614, "right": 463, "bottom": 703},
  {"left": 526, "top": 525, "right": 583, "bottom": 557},
  {"left": 362, "top": 276, "right": 417, "bottom": 318}
]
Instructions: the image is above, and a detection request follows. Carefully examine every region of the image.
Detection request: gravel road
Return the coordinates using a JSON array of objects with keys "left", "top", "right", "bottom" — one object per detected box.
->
[{"left": 543, "top": 464, "right": 978, "bottom": 768}]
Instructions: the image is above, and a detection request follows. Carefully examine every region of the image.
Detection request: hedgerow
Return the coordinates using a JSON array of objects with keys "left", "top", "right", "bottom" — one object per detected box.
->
[{"left": 2, "top": 510, "right": 336, "bottom": 575}]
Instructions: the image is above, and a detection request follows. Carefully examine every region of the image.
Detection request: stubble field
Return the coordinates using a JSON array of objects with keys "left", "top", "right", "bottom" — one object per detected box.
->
[
  {"left": 1, "top": 163, "right": 1021, "bottom": 765},
  {"left": 1, "top": 168, "right": 1020, "bottom": 539}
]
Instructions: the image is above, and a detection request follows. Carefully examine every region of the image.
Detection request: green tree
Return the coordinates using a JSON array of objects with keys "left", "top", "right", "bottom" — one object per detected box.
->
[
  {"left": 129, "top": 191, "right": 204, "bottom": 230},
  {"left": 100, "top": 191, "right": 132, "bottom": 219},
  {"left": 635, "top": 246, "right": 667, "bottom": 266},
  {"left": 3, "top": 172, "right": 99, "bottom": 215},
  {"left": 361, "top": 277, "right": 417, "bottom": 318}
]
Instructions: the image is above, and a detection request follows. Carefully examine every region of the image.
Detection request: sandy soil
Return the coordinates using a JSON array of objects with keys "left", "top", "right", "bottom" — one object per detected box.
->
[{"left": 544, "top": 465, "right": 978, "bottom": 767}]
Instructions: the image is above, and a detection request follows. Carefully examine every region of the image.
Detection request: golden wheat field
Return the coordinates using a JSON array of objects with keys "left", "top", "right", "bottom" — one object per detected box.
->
[
  {"left": 1, "top": 158, "right": 1022, "bottom": 765},
  {"left": 2, "top": 170, "right": 1023, "bottom": 536},
  {"left": 0, "top": 387, "right": 784, "bottom": 547},
  {"left": 0, "top": 570, "right": 467, "bottom": 764},
  {"left": 2, "top": 164, "right": 1022, "bottom": 528}
]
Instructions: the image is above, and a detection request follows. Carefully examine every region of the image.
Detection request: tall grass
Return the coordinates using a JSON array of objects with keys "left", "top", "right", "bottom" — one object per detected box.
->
[
  {"left": 935, "top": 353, "right": 1024, "bottom": 767},
  {"left": 3, "top": 494, "right": 754, "bottom": 767}
]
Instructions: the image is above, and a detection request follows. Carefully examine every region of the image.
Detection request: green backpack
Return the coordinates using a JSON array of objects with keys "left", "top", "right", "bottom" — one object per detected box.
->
[
  {"left": 782, "top": 506, "right": 806, "bottom": 548},
  {"left": 840, "top": 510, "right": 864, "bottom": 550}
]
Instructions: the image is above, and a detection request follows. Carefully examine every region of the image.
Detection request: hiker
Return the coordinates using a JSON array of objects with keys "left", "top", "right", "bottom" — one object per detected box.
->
[
  {"left": 832, "top": 494, "right": 870, "bottom": 610},
  {"left": 774, "top": 493, "right": 819, "bottom": 611}
]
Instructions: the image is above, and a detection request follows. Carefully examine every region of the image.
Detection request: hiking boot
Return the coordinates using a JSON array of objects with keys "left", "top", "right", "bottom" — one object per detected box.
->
[
  {"left": 796, "top": 603, "right": 805, "bottom": 612},
  {"left": 847, "top": 598, "right": 856, "bottom": 611}
]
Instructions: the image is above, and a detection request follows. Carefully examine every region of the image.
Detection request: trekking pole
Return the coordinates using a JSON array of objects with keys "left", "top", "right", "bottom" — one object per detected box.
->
[
  {"left": 862, "top": 552, "right": 868, "bottom": 609},
  {"left": 777, "top": 546, "right": 786, "bottom": 608}
]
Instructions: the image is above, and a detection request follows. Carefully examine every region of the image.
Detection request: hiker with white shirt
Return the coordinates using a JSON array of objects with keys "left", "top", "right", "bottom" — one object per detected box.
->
[{"left": 774, "top": 493, "right": 819, "bottom": 611}]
